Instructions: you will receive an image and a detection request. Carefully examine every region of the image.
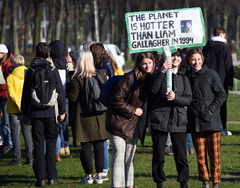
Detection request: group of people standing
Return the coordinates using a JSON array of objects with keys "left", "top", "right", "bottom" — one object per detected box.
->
[{"left": 0, "top": 25, "right": 234, "bottom": 188}]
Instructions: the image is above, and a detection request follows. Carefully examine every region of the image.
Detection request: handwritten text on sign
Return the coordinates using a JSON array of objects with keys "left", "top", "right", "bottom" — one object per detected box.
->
[{"left": 125, "top": 8, "right": 205, "bottom": 53}]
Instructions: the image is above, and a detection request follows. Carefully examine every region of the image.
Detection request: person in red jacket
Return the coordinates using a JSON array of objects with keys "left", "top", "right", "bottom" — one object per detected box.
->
[{"left": 0, "top": 44, "right": 13, "bottom": 154}]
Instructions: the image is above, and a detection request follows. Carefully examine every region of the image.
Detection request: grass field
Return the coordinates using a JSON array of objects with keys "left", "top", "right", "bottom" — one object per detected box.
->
[{"left": 0, "top": 93, "right": 239, "bottom": 187}]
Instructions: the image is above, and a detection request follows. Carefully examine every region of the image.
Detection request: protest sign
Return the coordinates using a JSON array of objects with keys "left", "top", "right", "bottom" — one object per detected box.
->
[{"left": 125, "top": 7, "right": 205, "bottom": 54}]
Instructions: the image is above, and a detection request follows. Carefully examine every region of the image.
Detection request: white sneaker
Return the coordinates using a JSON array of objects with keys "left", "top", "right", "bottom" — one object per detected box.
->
[
  {"left": 94, "top": 176, "right": 103, "bottom": 184},
  {"left": 221, "top": 129, "right": 232, "bottom": 136},
  {"left": 80, "top": 175, "right": 93, "bottom": 184},
  {"left": 227, "top": 130, "right": 232, "bottom": 135}
]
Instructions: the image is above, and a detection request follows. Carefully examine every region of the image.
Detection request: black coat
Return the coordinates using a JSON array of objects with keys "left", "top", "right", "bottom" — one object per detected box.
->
[
  {"left": 202, "top": 40, "right": 234, "bottom": 87},
  {"left": 149, "top": 68, "right": 192, "bottom": 132},
  {"left": 186, "top": 65, "right": 227, "bottom": 133},
  {"left": 21, "top": 57, "right": 66, "bottom": 118}
]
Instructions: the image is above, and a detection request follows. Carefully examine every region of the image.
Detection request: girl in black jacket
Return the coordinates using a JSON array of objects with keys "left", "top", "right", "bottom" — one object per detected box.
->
[
  {"left": 185, "top": 47, "right": 227, "bottom": 188},
  {"left": 149, "top": 50, "right": 192, "bottom": 188}
]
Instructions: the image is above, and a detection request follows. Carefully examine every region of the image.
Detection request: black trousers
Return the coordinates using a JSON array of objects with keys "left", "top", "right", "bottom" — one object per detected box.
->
[
  {"left": 32, "top": 118, "right": 59, "bottom": 181},
  {"left": 80, "top": 140, "right": 104, "bottom": 174},
  {"left": 151, "top": 129, "right": 189, "bottom": 183},
  {"left": 221, "top": 84, "right": 228, "bottom": 130}
]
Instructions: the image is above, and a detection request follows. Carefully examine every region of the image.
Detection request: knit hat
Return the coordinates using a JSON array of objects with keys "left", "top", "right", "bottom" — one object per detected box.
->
[{"left": 0, "top": 44, "right": 8, "bottom": 53}]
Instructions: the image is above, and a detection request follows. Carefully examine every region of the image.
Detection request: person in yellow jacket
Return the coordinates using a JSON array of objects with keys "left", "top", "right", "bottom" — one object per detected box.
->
[{"left": 3, "top": 55, "right": 33, "bottom": 166}]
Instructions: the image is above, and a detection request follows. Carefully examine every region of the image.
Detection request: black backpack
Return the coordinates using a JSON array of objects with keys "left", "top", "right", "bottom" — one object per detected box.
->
[
  {"left": 30, "top": 66, "right": 58, "bottom": 108},
  {"left": 83, "top": 73, "right": 107, "bottom": 114}
]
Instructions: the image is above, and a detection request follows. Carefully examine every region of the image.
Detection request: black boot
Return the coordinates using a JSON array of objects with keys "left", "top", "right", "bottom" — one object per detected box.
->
[
  {"left": 157, "top": 182, "right": 164, "bottom": 188},
  {"left": 180, "top": 182, "right": 189, "bottom": 188}
]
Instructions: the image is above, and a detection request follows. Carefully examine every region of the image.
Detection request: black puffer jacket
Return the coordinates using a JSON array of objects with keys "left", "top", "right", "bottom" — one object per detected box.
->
[
  {"left": 49, "top": 40, "right": 67, "bottom": 70},
  {"left": 202, "top": 40, "right": 234, "bottom": 87},
  {"left": 186, "top": 65, "right": 227, "bottom": 133},
  {"left": 149, "top": 68, "right": 192, "bottom": 132}
]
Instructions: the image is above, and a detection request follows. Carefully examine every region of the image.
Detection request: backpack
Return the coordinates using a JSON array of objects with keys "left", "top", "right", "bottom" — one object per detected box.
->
[
  {"left": 98, "top": 71, "right": 134, "bottom": 107},
  {"left": 83, "top": 73, "right": 107, "bottom": 114},
  {"left": 30, "top": 66, "right": 58, "bottom": 109},
  {"left": 114, "top": 67, "right": 124, "bottom": 76},
  {"left": 107, "top": 61, "right": 124, "bottom": 76}
]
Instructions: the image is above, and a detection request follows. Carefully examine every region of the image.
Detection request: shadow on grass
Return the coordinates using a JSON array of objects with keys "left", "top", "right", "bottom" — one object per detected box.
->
[
  {"left": 231, "top": 130, "right": 240, "bottom": 135},
  {"left": 0, "top": 174, "right": 35, "bottom": 186}
]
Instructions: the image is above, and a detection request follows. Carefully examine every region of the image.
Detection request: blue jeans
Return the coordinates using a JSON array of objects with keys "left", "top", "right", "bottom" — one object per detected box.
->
[
  {"left": 0, "top": 100, "right": 12, "bottom": 148},
  {"left": 103, "top": 140, "right": 109, "bottom": 173},
  {"left": 60, "top": 98, "right": 69, "bottom": 148},
  {"left": 186, "top": 133, "right": 193, "bottom": 151}
]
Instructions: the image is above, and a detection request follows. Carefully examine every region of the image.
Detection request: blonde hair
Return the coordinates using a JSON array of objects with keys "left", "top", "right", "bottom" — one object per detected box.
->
[
  {"left": 11, "top": 55, "right": 25, "bottom": 65},
  {"left": 73, "top": 50, "right": 95, "bottom": 78},
  {"left": 46, "top": 57, "right": 54, "bottom": 67}
]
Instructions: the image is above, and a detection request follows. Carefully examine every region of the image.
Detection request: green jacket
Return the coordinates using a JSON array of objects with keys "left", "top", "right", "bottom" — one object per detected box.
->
[{"left": 67, "top": 71, "right": 109, "bottom": 143}]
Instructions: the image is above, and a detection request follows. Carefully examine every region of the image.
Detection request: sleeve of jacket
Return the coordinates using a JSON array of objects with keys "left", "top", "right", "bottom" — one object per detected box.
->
[
  {"left": 150, "top": 70, "right": 165, "bottom": 94},
  {"left": 54, "top": 69, "right": 66, "bottom": 115},
  {"left": 208, "top": 71, "right": 227, "bottom": 113},
  {"left": 223, "top": 45, "right": 234, "bottom": 87},
  {"left": 173, "top": 75, "right": 192, "bottom": 106},
  {"left": 66, "top": 74, "right": 81, "bottom": 102},
  {"left": 21, "top": 69, "right": 32, "bottom": 116},
  {"left": 6, "top": 76, "right": 21, "bottom": 110},
  {"left": 111, "top": 74, "right": 136, "bottom": 119}
]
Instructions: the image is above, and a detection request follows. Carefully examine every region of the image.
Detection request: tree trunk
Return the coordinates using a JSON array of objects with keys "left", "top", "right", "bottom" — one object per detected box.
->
[
  {"left": 23, "top": 0, "right": 31, "bottom": 53},
  {"left": 202, "top": 1, "right": 208, "bottom": 41},
  {"left": 33, "top": 2, "right": 42, "bottom": 51},
  {"left": 74, "top": 0, "right": 79, "bottom": 49},
  {"left": 223, "top": 2, "right": 231, "bottom": 40},
  {"left": 11, "top": 0, "right": 19, "bottom": 54},
  {"left": 64, "top": 0, "right": 70, "bottom": 54},
  {"left": 236, "top": 10, "right": 240, "bottom": 50},
  {"left": 154, "top": 0, "right": 160, "bottom": 10},
  {"left": 0, "top": 0, "right": 9, "bottom": 44},
  {"left": 124, "top": 0, "right": 131, "bottom": 61},
  {"left": 109, "top": 0, "right": 114, "bottom": 43},
  {"left": 55, "top": 0, "right": 64, "bottom": 40},
  {"left": 78, "top": 1, "right": 86, "bottom": 44},
  {"left": 47, "top": 0, "right": 56, "bottom": 42},
  {"left": 93, "top": 0, "right": 99, "bottom": 42}
]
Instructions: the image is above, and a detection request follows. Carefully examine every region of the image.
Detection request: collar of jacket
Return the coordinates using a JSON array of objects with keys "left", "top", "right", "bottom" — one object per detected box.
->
[{"left": 186, "top": 65, "right": 208, "bottom": 77}]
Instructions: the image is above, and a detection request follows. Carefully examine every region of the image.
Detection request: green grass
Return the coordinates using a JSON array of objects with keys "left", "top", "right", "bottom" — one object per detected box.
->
[{"left": 0, "top": 95, "right": 240, "bottom": 187}]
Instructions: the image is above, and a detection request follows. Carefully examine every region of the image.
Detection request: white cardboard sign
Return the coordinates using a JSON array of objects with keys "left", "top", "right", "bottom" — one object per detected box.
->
[{"left": 125, "top": 7, "right": 205, "bottom": 54}]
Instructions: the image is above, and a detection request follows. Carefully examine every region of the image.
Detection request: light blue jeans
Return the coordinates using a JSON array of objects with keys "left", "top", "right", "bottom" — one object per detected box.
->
[
  {"left": 0, "top": 100, "right": 12, "bottom": 148},
  {"left": 186, "top": 133, "right": 193, "bottom": 151},
  {"left": 103, "top": 140, "right": 109, "bottom": 173}
]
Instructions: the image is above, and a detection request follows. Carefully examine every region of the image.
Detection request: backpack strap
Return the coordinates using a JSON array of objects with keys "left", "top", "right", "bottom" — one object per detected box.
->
[{"left": 107, "top": 62, "right": 114, "bottom": 77}]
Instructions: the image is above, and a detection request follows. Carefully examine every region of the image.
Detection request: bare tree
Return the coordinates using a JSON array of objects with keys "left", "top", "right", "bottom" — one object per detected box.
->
[
  {"left": 64, "top": 0, "right": 70, "bottom": 54},
  {"left": 20, "top": 0, "right": 31, "bottom": 53},
  {"left": 33, "top": 1, "right": 42, "bottom": 50},
  {"left": 46, "top": 0, "right": 56, "bottom": 43},
  {"left": 11, "top": 0, "right": 19, "bottom": 54},
  {"left": 55, "top": 0, "right": 64, "bottom": 40},
  {"left": 236, "top": 9, "right": 240, "bottom": 49},
  {"left": 93, "top": 0, "right": 99, "bottom": 42},
  {"left": 0, "top": 0, "right": 9, "bottom": 44}
]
